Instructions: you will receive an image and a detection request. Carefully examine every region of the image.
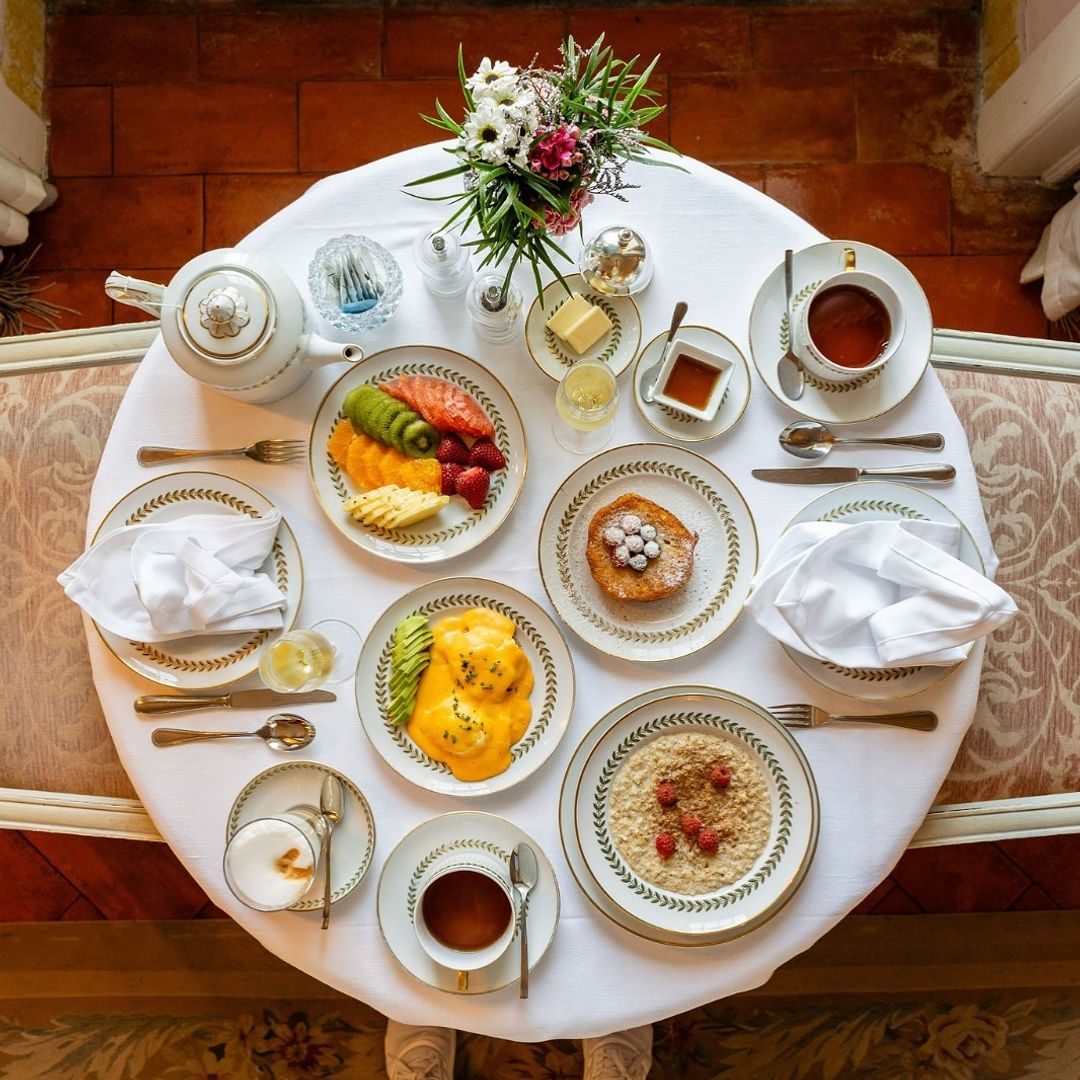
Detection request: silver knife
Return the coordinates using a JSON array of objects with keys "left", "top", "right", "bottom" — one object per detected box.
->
[
  {"left": 134, "top": 689, "right": 336, "bottom": 715},
  {"left": 752, "top": 464, "right": 955, "bottom": 485}
]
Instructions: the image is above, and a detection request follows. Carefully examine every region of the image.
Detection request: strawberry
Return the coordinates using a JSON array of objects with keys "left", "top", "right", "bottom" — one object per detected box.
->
[
  {"left": 440, "top": 462, "right": 465, "bottom": 496},
  {"left": 655, "top": 831, "right": 677, "bottom": 859},
  {"left": 656, "top": 780, "right": 678, "bottom": 807},
  {"left": 469, "top": 437, "right": 506, "bottom": 471},
  {"left": 680, "top": 813, "right": 702, "bottom": 838},
  {"left": 455, "top": 466, "right": 490, "bottom": 511},
  {"left": 698, "top": 828, "right": 720, "bottom": 853},
  {"left": 436, "top": 433, "right": 470, "bottom": 466},
  {"left": 711, "top": 765, "right": 732, "bottom": 789}
]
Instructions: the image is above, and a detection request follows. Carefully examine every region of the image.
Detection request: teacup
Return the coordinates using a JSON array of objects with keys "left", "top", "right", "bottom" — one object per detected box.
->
[
  {"left": 413, "top": 847, "right": 517, "bottom": 991},
  {"left": 793, "top": 248, "right": 905, "bottom": 385},
  {"left": 223, "top": 805, "right": 326, "bottom": 912}
]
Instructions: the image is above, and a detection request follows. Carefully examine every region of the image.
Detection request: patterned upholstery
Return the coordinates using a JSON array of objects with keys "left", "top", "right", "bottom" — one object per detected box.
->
[
  {"left": 937, "top": 370, "right": 1080, "bottom": 806},
  {"left": 0, "top": 364, "right": 137, "bottom": 799},
  {"left": 1, "top": 361, "right": 1076, "bottom": 811}
]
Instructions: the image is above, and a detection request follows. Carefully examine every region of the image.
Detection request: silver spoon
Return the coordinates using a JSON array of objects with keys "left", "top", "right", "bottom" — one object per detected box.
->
[
  {"left": 509, "top": 842, "right": 539, "bottom": 999},
  {"left": 150, "top": 713, "right": 315, "bottom": 751},
  {"left": 779, "top": 420, "right": 945, "bottom": 459},
  {"left": 319, "top": 774, "right": 344, "bottom": 930},
  {"left": 641, "top": 300, "right": 689, "bottom": 402},
  {"left": 777, "top": 249, "right": 805, "bottom": 400}
]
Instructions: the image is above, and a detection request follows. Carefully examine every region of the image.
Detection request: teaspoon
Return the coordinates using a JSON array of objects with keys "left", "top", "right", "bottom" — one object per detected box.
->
[
  {"left": 777, "top": 249, "right": 805, "bottom": 400},
  {"left": 151, "top": 713, "right": 315, "bottom": 751},
  {"left": 319, "top": 774, "right": 344, "bottom": 930},
  {"left": 779, "top": 420, "right": 945, "bottom": 460}
]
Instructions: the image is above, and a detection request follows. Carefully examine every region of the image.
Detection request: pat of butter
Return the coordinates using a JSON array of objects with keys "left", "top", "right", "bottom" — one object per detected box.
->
[{"left": 546, "top": 292, "right": 613, "bottom": 354}]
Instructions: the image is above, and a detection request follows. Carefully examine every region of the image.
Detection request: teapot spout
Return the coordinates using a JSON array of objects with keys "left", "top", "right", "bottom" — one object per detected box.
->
[
  {"left": 105, "top": 272, "right": 165, "bottom": 317},
  {"left": 303, "top": 334, "right": 364, "bottom": 368}
]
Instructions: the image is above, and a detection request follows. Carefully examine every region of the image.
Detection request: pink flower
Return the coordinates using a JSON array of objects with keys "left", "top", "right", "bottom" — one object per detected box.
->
[
  {"left": 528, "top": 124, "right": 584, "bottom": 181},
  {"left": 569, "top": 185, "right": 593, "bottom": 213},
  {"left": 530, "top": 184, "right": 593, "bottom": 236}
]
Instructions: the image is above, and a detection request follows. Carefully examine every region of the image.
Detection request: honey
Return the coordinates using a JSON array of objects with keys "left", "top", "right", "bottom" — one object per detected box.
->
[{"left": 662, "top": 354, "right": 720, "bottom": 412}]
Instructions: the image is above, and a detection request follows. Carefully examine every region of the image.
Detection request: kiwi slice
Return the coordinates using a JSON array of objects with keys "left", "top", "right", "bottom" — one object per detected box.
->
[
  {"left": 400, "top": 419, "right": 439, "bottom": 458},
  {"left": 387, "top": 409, "right": 414, "bottom": 453}
]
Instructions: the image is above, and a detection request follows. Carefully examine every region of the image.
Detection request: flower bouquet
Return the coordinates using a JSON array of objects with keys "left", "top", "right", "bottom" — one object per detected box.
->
[{"left": 407, "top": 36, "right": 678, "bottom": 295}]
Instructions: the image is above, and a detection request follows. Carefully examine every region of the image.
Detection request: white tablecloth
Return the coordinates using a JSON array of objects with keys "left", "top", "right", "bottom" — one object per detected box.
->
[{"left": 86, "top": 143, "right": 993, "bottom": 1040}]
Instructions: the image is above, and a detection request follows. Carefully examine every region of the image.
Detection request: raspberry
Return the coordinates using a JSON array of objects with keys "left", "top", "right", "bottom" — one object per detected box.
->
[
  {"left": 711, "top": 765, "right": 732, "bottom": 789},
  {"left": 436, "top": 433, "right": 470, "bottom": 465},
  {"left": 656, "top": 780, "right": 678, "bottom": 807},
  {"left": 440, "top": 462, "right": 464, "bottom": 496},
  {"left": 455, "top": 466, "right": 490, "bottom": 511},
  {"left": 698, "top": 828, "right": 720, "bottom": 853},
  {"left": 468, "top": 437, "right": 506, "bottom": 471},
  {"left": 655, "top": 831, "right": 677, "bottom": 859},
  {"left": 680, "top": 814, "right": 702, "bottom": 838}
]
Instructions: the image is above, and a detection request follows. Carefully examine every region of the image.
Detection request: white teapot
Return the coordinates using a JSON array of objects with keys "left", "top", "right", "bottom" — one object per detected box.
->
[{"left": 106, "top": 249, "right": 363, "bottom": 404}]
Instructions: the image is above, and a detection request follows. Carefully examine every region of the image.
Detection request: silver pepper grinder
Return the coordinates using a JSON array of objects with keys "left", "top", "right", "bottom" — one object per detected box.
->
[
  {"left": 578, "top": 225, "right": 653, "bottom": 296},
  {"left": 466, "top": 272, "right": 523, "bottom": 344},
  {"left": 412, "top": 229, "right": 473, "bottom": 297}
]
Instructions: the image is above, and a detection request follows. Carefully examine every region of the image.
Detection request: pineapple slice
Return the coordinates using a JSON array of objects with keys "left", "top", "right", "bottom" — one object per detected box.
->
[{"left": 345, "top": 485, "right": 449, "bottom": 529}]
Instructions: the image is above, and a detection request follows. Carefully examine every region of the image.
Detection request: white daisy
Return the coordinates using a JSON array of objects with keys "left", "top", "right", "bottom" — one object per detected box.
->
[
  {"left": 467, "top": 58, "right": 518, "bottom": 96},
  {"left": 463, "top": 102, "right": 513, "bottom": 163}
]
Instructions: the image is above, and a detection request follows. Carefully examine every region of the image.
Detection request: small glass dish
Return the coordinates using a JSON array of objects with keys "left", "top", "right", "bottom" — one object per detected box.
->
[{"left": 308, "top": 234, "right": 403, "bottom": 334}]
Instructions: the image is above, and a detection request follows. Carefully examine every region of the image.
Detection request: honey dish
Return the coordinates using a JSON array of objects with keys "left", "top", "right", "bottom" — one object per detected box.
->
[{"left": 650, "top": 337, "right": 734, "bottom": 422}]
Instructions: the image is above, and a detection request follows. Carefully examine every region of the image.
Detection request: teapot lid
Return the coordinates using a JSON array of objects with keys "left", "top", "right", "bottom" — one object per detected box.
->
[{"left": 178, "top": 267, "right": 276, "bottom": 364}]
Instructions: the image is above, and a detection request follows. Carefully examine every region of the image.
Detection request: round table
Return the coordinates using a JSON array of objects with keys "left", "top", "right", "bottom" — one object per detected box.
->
[{"left": 85, "top": 144, "right": 994, "bottom": 1040}]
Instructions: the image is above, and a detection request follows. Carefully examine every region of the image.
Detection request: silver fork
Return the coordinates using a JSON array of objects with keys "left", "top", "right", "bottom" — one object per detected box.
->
[
  {"left": 770, "top": 704, "right": 938, "bottom": 731},
  {"left": 137, "top": 439, "right": 307, "bottom": 466}
]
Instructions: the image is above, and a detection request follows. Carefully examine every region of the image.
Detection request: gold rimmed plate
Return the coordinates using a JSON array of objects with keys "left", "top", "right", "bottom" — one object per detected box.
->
[
  {"left": 633, "top": 325, "right": 751, "bottom": 443},
  {"left": 309, "top": 345, "right": 526, "bottom": 564},
  {"left": 90, "top": 471, "right": 302, "bottom": 690},
  {"left": 779, "top": 481, "right": 984, "bottom": 701},
  {"left": 537, "top": 443, "right": 758, "bottom": 662},
  {"left": 524, "top": 273, "right": 642, "bottom": 382},
  {"left": 355, "top": 577, "right": 575, "bottom": 797},
  {"left": 748, "top": 240, "right": 932, "bottom": 425}
]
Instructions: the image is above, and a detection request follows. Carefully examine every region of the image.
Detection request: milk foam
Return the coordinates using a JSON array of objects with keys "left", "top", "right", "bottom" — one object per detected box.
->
[{"left": 225, "top": 818, "right": 315, "bottom": 908}]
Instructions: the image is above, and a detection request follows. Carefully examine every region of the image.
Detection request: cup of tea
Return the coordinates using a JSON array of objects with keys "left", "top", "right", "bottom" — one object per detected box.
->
[
  {"left": 413, "top": 848, "right": 517, "bottom": 991},
  {"left": 794, "top": 249, "right": 904, "bottom": 384}
]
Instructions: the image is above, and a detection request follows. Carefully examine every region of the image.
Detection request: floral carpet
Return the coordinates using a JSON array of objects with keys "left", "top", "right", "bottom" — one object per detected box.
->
[{"left": 1, "top": 913, "right": 1077, "bottom": 1079}]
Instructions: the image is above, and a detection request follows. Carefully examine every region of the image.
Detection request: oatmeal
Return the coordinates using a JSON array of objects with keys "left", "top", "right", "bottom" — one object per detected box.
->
[{"left": 608, "top": 732, "right": 772, "bottom": 895}]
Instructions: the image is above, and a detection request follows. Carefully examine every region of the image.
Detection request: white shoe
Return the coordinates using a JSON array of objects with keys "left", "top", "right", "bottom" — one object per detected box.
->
[
  {"left": 385, "top": 1021, "right": 456, "bottom": 1080},
  {"left": 583, "top": 1024, "right": 654, "bottom": 1080}
]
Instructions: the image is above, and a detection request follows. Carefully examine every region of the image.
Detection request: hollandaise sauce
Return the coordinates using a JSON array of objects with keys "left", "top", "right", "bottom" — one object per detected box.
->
[{"left": 406, "top": 608, "right": 533, "bottom": 781}]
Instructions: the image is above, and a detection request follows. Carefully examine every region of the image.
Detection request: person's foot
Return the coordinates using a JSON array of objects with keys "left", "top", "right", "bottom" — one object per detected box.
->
[
  {"left": 385, "top": 1021, "right": 456, "bottom": 1080},
  {"left": 582, "top": 1024, "right": 653, "bottom": 1080}
]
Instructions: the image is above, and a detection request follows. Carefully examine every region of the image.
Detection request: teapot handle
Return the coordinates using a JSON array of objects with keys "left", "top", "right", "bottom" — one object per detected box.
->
[{"left": 105, "top": 272, "right": 165, "bottom": 317}]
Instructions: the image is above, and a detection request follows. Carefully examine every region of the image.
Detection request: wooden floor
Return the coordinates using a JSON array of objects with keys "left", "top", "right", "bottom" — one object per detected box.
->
[{"left": 8, "top": 0, "right": 1078, "bottom": 923}]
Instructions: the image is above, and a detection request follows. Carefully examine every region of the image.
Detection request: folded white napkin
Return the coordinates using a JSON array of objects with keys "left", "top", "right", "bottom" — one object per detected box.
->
[
  {"left": 744, "top": 520, "right": 1016, "bottom": 668},
  {"left": 59, "top": 511, "right": 287, "bottom": 642},
  {"left": 1021, "top": 180, "right": 1080, "bottom": 321}
]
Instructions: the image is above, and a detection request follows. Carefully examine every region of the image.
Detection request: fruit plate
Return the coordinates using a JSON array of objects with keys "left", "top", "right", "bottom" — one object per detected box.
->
[
  {"left": 355, "top": 577, "right": 576, "bottom": 797},
  {"left": 572, "top": 690, "right": 818, "bottom": 941},
  {"left": 537, "top": 443, "right": 758, "bottom": 662},
  {"left": 780, "top": 481, "right": 985, "bottom": 702},
  {"left": 309, "top": 345, "right": 526, "bottom": 564},
  {"left": 90, "top": 471, "right": 302, "bottom": 690}
]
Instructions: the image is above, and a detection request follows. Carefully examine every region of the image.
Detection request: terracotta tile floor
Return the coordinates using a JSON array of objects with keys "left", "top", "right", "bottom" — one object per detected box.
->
[{"left": 9, "top": 0, "right": 1078, "bottom": 922}]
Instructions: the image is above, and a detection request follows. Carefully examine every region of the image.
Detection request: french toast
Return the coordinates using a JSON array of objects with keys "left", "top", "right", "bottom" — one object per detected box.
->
[{"left": 586, "top": 493, "right": 697, "bottom": 601}]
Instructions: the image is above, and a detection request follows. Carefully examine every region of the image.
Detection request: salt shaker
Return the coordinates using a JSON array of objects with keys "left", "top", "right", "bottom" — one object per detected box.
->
[
  {"left": 465, "top": 273, "right": 523, "bottom": 344},
  {"left": 579, "top": 225, "right": 652, "bottom": 296},
  {"left": 412, "top": 230, "right": 473, "bottom": 297}
]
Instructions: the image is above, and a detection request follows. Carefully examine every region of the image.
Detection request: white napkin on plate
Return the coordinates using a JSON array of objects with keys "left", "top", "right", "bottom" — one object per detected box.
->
[
  {"left": 744, "top": 520, "right": 1017, "bottom": 668},
  {"left": 59, "top": 511, "right": 287, "bottom": 642}
]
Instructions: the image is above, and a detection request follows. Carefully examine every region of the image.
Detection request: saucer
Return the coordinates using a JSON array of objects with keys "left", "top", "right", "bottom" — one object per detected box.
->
[
  {"left": 525, "top": 273, "right": 642, "bottom": 381},
  {"left": 633, "top": 325, "right": 751, "bottom": 442},
  {"left": 748, "top": 241, "right": 932, "bottom": 425},
  {"left": 781, "top": 481, "right": 985, "bottom": 701},
  {"left": 377, "top": 812, "right": 560, "bottom": 994},
  {"left": 226, "top": 761, "right": 375, "bottom": 911}
]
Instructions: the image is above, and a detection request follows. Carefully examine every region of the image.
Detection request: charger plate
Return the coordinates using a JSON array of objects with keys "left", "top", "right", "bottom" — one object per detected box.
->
[
  {"left": 354, "top": 577, "right": 575, "bottom": 797},
  {"left": 309, "top": 345, "right": 526, "bottom": 563},
  {"left": 226, "top": 761, "right": 375, "bottom": 912},
  {"left": 377, "top": 811, "right": 559, "bottom": 994},
  {"left": 568, "top": 689, "right": 818, "bottom": 945},
  {"left": 780, "top": 481, "right": 985, "bottom": 701},
  {"left": 90, "top": 471, "right": 302, "bottom": 690},
  {"left": 537, "top": 443, "right": 758, "bottom": 661}
]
